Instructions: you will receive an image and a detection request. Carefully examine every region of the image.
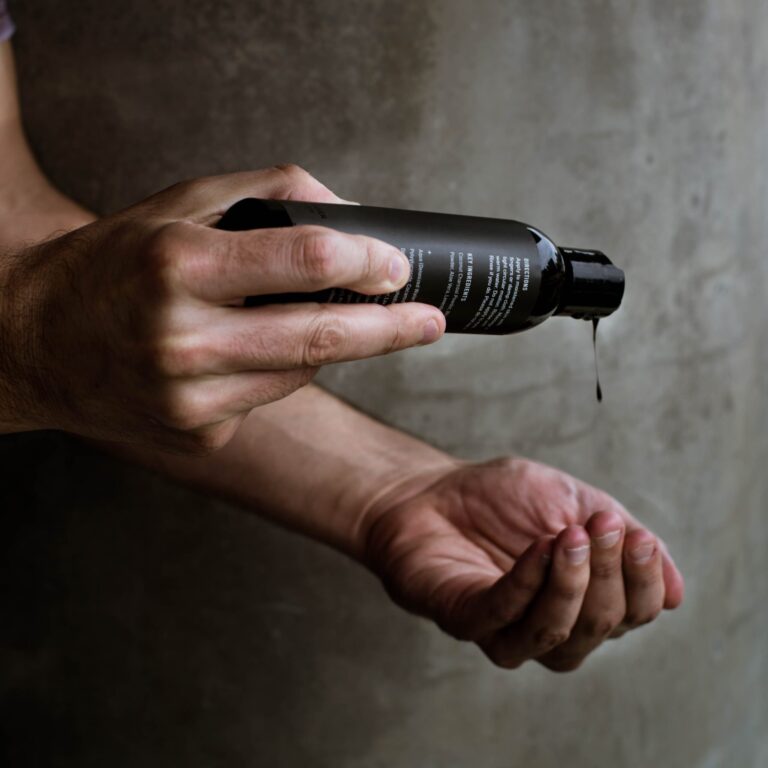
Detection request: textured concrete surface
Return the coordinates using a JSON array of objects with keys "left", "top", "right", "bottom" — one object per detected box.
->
[{"left": 3, "top": 1, "right": 768, "bottom": 766}]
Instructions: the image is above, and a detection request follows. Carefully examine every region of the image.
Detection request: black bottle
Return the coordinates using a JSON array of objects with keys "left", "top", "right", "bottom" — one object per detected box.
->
[{"left": 217, "top": 199, "right": 625, "bottom": 335}]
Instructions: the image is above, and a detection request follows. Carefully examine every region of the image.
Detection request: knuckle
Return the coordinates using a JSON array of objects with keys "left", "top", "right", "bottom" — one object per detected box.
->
[
  {"left": 288, "top": 367, "right": 320, "bottom": 393},
  {"left": 590, "top": 559, "right": 621, "bottom": 580},
  {"left": 623, "top": 608, "right": 661, "bottom": 629},
  {"left": 493, "top": 455, "right": 526, "bottom": 476},
  {"left": 542, "top": 655, "right": 585, "bottom": 673},
  {"left": 149, "top": 177, "right": 213, "bottom": 213},
  {"left": 362, "top": 238, "right": 386, "bottom": 283},
  {"left": 156, "top": 389, "right": 209, "bottom": 433},
  {"left": 556, "top": 475, "right": 581, "bottom": 506},
  {"left": 170, "top": 176, "right": 204, "bottom": 196},
  {"left": 631, "top": 574, "right": 661, "bottom": 592},
  {"left": 296, "top": 229, "right": 339, "bottom": 286},
  {"left": 512, "top": 457, "right": 539, "bottom": 480},
  {"left": 258, "top": 369, "right": 318, "bottom": 404},
  {"left": 152, "top": 178, "right": 198, "bottom": 205},
  {"left": 303, "top": 312, "right": 348, "bottom": 366},
  {"left": 581, "top": 615, "right": 621, "bottom": 639},
  {"left": 269, "top": 164, "right": 319, "bottom": 198},
  {"left": 143, "top": 223, "right": 188, "bottom": 286},
  {"left": 148, "top": 337, "right": 203, "bottom": 377},
  {"left": 496, "top": 458, "right": 539, "bottom": 496},
  {"left": 298, "top": 367, "right": 319, "bottom": 386},
  {"left": 272, "top": 162, "right": 310, "bottom": 182},
  {"left": 552, "top": 583, "right": 583, "bottom": 602},
  {"left": 165, "top": 409, "right": 205, "bottom": 433},
  {"left": 512, "top": 574, "right": 541, "bottom": 597},
  {"left": 182, "top": 424, "right": 235, "bottom": 456},
  {"left": 382, "top": 311, "right": 406, "bottom": 354},
  {"left": 487, "top": 597, "right": 514, "bottom": 629},
  {"left": 532, "top": 627, "right": 570, "bottom": 652},
  {"left": 484, "top": 648, "right": 523, "bottom": 671}
]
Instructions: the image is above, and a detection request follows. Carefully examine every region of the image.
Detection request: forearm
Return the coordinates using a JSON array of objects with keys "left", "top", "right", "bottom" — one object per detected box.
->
[
  {"left": 0, "top": 42, "right": 94, "bottom": 431},
  {"left": 1, "top": 168, "right": 450, "bottom": 551},
  {"left": 0, "top": 41, "right": 94, "bottom": 248},
  {"left": 109, "top": 384, "right": 459, "bottom": 560},
  {"left": 2, "top": 40, "right": 454, "bottom": 552}
]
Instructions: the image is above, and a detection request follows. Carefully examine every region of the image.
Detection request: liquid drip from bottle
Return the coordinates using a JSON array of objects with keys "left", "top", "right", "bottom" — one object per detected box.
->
[{"left": 592, "top": 317, "right": 603, "bottom": 403}]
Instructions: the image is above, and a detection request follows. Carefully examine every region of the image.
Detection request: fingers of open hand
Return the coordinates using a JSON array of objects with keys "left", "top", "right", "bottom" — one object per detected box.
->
[
  {"left": 537, "top": 510, "right": 626, "bottom": 671},
  {"left": 576, "top": 478, "right": 684, "bottom": 611},
  {"left": 660, "top": 540, "right": 685, "bottom": 609},
  {"left": 163, "top": 303, "right": 444, "bottom": 376},
  {"left": 609, "top": 529, "right": 666, "bottom": 638},
  {"left": 181, "top": 224, "right": 411, "bottom": 303},
  {"left": 480, "top": 526, "right": 590, "bottom": 670}
]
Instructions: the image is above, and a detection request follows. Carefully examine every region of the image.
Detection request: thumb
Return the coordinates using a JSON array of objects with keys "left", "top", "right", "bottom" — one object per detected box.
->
[{"left": 143, "top": 165, "right": 349, "bottom": 222}]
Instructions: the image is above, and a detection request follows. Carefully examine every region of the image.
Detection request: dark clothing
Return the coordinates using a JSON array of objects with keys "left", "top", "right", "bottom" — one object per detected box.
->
[{"left": 0, "top": 0, "right": 14, "bottom": 42}]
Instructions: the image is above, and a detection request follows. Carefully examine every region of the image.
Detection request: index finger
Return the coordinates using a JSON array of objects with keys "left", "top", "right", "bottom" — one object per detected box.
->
[
  {"left": 451, "top": 538, "right": 553, "bottom": 643},
  {"left": 481, "top": 526, "right": 591, "bottom": 669}
]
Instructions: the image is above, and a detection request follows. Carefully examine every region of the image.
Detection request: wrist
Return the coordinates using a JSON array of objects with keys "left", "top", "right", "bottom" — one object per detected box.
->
[
  {"left": 342, "top": 450, "right": 465, "bottom": 564},
  {"left": 0, "top": 243, "right": 49, "bottom": 432}
]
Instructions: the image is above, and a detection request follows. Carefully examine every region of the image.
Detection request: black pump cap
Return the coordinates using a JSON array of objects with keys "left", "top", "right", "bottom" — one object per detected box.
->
[{"left": 555, "top": 248, "right": 625, "bottom": 318}]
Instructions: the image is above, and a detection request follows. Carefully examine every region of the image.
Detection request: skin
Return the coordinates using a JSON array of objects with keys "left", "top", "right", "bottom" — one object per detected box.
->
[
  {"left": 0, "top": 37, "right": 683, "bottom": 672},
  {"left": 0, "top": 165, "right": 446, "bottom": 448},
  {"left": 361, "top": 458, "right": 683, "bottom": 671}
]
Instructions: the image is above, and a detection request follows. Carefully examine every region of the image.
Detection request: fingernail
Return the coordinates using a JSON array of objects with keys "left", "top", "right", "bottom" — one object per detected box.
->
[
  {"left": 388, "top": 255, "right": 408, "bottom": 286},
  {"left": 565, "top": 544, "right": 590, "bottom": 565},
  {"left": 631, "top": 542, "right": 656, "bottom": 564},
  {"left": 421, "top": 318, "right": 441, "bottom": 345},
  {"left": 594, "top": 529, "right": 622, "bottom": 549}
]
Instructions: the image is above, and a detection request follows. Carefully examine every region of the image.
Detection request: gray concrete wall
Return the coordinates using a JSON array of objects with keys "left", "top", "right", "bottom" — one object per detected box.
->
[{"left": 3, "top": 1, "right": 767, "bottom": 766}]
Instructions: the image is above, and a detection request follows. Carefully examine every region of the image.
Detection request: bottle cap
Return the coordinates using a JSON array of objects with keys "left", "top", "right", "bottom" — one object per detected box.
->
[{"left": 555, "top": 248, "right": 625, "bottom": 318}]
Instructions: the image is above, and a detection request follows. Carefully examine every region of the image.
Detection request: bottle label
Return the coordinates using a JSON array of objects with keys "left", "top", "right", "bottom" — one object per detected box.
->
[{"left": 282, "top": 202, "right": 542, "bottom": 334}]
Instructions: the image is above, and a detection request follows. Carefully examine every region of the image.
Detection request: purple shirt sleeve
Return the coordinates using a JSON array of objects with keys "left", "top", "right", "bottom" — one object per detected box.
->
[{"left": 0, "top": 0, "right": 15, "bottom": 43}]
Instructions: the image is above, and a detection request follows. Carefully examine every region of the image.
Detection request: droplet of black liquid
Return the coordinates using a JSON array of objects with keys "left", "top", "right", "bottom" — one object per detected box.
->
[{"left": 592, "top": 317, "right": 603, "bottom": 403}]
